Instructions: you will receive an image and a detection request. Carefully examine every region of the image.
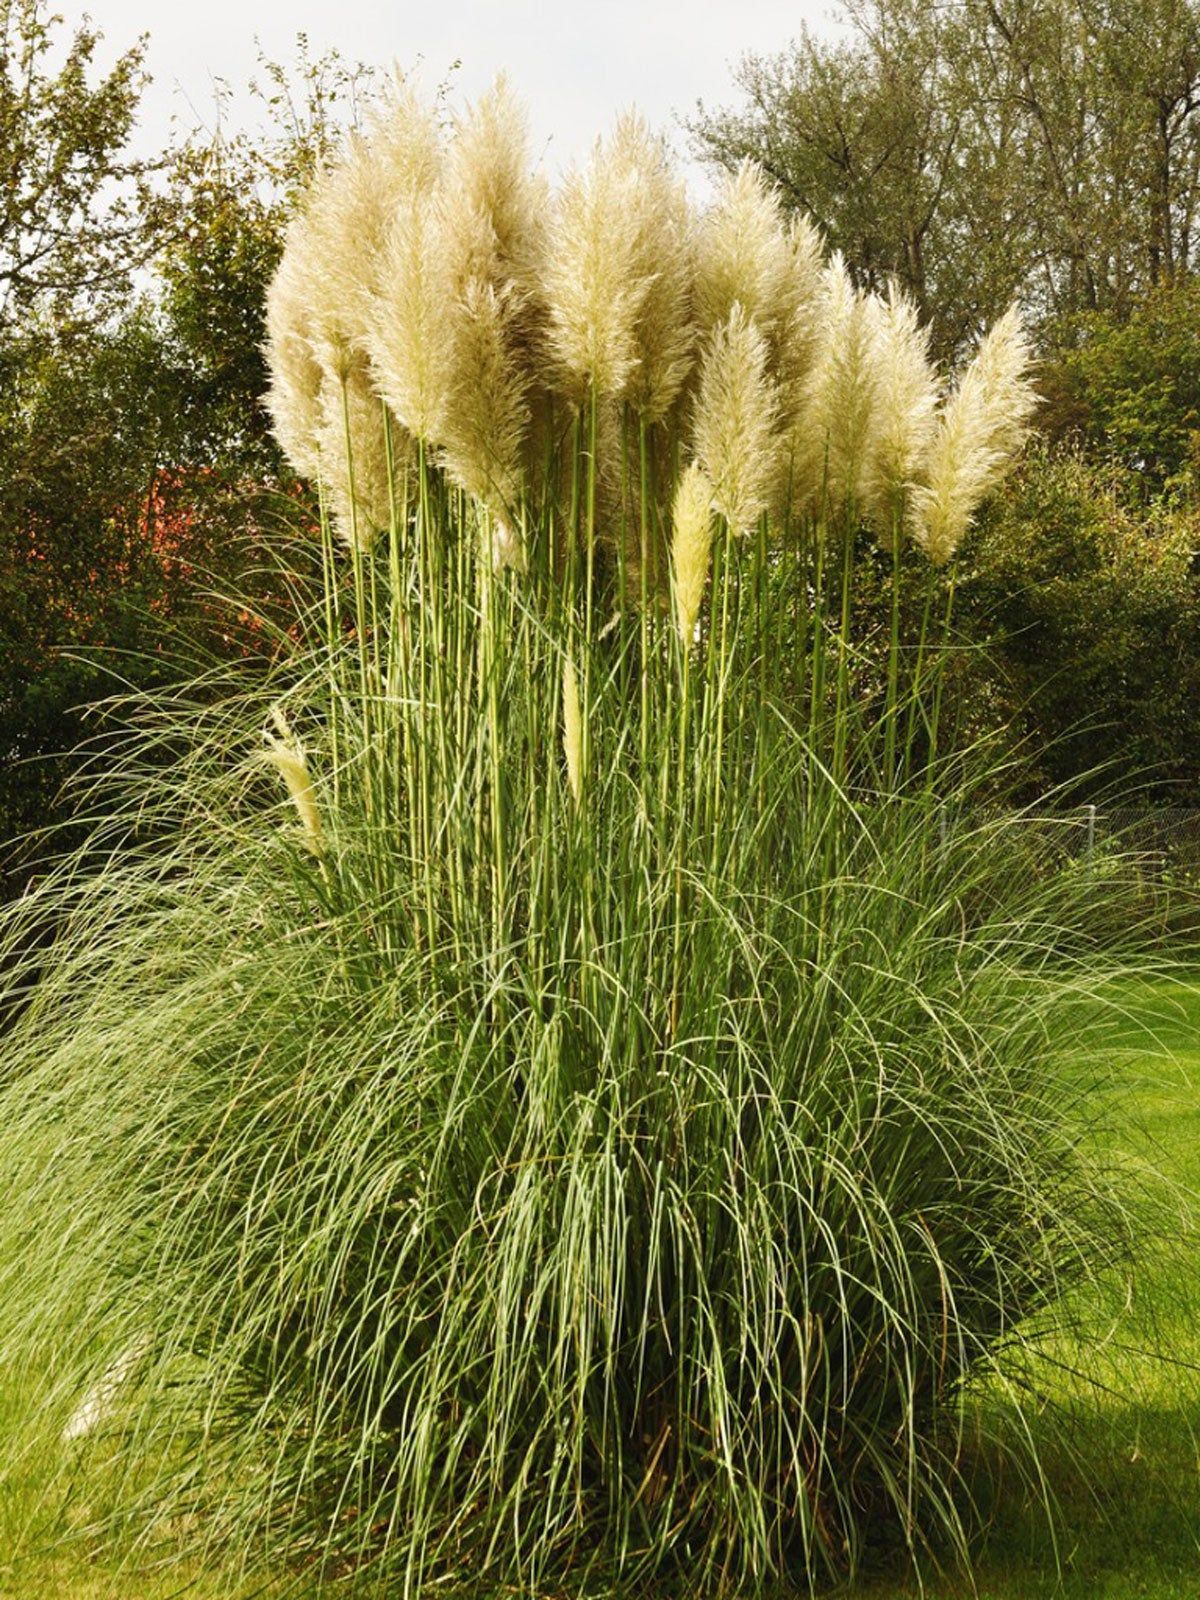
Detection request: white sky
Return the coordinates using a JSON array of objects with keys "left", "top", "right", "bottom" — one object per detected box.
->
[{"left": 71, "top": 0, "right": 843, "bottom": 187}]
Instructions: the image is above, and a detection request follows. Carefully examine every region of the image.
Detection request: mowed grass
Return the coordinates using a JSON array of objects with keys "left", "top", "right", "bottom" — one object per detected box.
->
[
  {"left": 866, "top": 971, "right": 1200, "bottom": 1600},
  {"left": 1, "top": 974, "right": 1198, "bottom": 1600}
]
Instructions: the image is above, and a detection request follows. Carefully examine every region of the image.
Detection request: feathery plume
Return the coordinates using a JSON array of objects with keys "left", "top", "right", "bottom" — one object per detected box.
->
[
  {"left": 692, "top": 304, "right": 779, "bottom": 533},
  {"left": 490, "top": 516, "right": 528, "bottom": 575},
  {"left": 608, "top": 113, "right": 696, "bottom": 421},
  {"left": 317, "top": 357, "right": 397, "bottom": 548},
  {"left": 61, "top": 1338, "right": 148, "bottom": 1443},
  {"left": 541, "top": 132, "right": 656, "bottom": 399},
  {"left": 264, "top": 91, "right": 443, "bottom": 539},
  {"left": 264, "top": 230, "right": 326, "bottom": 480},
  {"left": 671, "top": 463, "right": 716, "bottom": 646},
  {"left": 429, "top": 81, "right": 545, "bottom": 519},
  {"left": 774, "top": 211, "right": 827, "bottom": 402},
  {"left": 263, "top": 708, "right": 323, "bottom": 853},
  {"left": 693, "top": 160, "right": 793, "bottom": 340},
  {"left": 364, "top": 166, "right": 456, "bottom": 448},
  {"left": 910, "top": 306, "right": 1037, "bottom": 565},
  {"left": 441, "top": 277, "right": 530, "bottom": 518},
  {"left": 783, "top": 257, "right": 882, "bottom": 516},
  {"left": 866, "top": 286, "right": 941, "bottom": 535},
  {"left": 442, "top": 75, "right": 548, "bottom": 299},
  {"left": 309, "top": 90, "right": 443, "bottom": 340},
  {"left": 562, "top": 657, "right": 583, "bottom": 805},
  {"left": 333, "top": 87, "right": 447, "bottom": 446}
]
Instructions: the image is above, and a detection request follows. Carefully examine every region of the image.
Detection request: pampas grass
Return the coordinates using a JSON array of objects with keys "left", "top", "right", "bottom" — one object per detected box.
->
[
  {"left": 670, "top": 462, "right": 716, "bottom": 645},
  {"left": 542, "top": 130, "right": 655, "bottom": 400},
  {"left": 691, "top": 304, "right": 779, "bottom": 533},
  {"left": 262, "top": 705, "right": 322, "bottom": 852},
  {"left": 911, "top": 307, "right": 1037, "bottom": 565},
  {"left": 608, "top": 113, "right": 695, "bottom": 422},
  {"left": 0, "top": 80, "right": 1111, "bottom": 1600},
  {"left": 561, "top": 655, "right": 584, "bottom": 804},
  {"left": 693, "top": 157, "right": 793, "bottom": 339},
  {"left": 868, "top": 286, "right": 942, "bottom": 533}
]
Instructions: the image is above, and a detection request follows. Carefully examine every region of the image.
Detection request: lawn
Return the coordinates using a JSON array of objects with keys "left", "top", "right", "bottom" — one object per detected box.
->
[{"left": 2, "top": 975, "right": 1198, "bottom": 1600}]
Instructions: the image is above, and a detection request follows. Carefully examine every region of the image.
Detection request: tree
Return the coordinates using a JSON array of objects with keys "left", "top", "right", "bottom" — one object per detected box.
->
[
  {"left": 1040, "top": 280, "right": 1200, "bottom": 496},
  {"left": 0, "top": 0, "right": 155, "bottom": 332},
  {"left": 0, "top": 8, "right": 384, "bottom": 893},
  {"left": 959, "top": 447, "right": 1200, "bottom": 795},
  {"left": 688, "top": 0, "right": 1200, "bottom": 353}
]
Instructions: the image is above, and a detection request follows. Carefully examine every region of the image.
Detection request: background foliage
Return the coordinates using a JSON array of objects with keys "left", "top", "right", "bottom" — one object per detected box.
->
[{"left": 0, "top": 3, "right": 364, "bottom": 892}]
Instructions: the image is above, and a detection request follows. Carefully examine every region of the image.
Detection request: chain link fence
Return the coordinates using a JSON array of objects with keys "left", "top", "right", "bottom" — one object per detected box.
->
[
  {"left": 976, "top": 804, "right": 1200, "bottom": 941},
  {"left": 1021, "top": 806, "right": 1200, "bottom": 877}
]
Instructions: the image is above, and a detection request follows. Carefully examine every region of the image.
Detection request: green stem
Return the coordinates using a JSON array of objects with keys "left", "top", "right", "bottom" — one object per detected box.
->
[{"left": 883, "top": 511, "right": 903, "bottom": 793}]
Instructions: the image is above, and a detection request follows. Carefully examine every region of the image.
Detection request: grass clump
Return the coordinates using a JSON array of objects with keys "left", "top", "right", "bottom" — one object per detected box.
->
[{"left": 0, "top": 79, "right": 1177, "bottom": 1599}]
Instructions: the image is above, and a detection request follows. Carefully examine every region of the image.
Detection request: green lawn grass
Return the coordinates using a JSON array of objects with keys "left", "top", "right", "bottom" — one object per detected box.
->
[
  {"left": 3, "top": 975, "right": 1199, "bottom": 1600},
  {"left": 866, "top": 973, "right": 1200, "bottom": 1600}
]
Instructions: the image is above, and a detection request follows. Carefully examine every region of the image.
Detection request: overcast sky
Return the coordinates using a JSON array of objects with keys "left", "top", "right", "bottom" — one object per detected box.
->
[{"left": 71, "top": 1, "right": 842, "bottom": 186}]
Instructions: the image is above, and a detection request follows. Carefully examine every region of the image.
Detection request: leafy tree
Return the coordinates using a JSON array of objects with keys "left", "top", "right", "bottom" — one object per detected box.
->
[
  {"left": 0, "top": 6, "right": 371, "bottom": 890},
  {"left": 1041, "top": 281, "right": 1200, "bottom": 496},
  {"left": 959, "top": 448, "right": 1200, "bottom": 794},
  {"left": 689, "top": 0, "right": 1200, "bottom": 353},
  {"left": 0, "top": 0, "right": 154, "bottom": 331}
]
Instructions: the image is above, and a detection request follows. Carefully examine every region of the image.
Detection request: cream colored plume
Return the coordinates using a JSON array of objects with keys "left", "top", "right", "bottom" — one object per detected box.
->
[
  {"left": 366, "top": 78, "right": 541, "bottom": 521},
  {"left": 910, "top": 306, "right": 1037, "bottom": 565},
  {"left": 285, "top": 91, "right": 443, "bottom": 370},
  {"left": 671, "top": 463, "right": 716, "bottom": 646},
  {"left": 541, "top": 131, "right": 658, "bottom": 398},
  {"left": 264, "top": 229, "right": 326, "bottom": 480},
  {"left": 608, "top": 113, "right": 696, "bottom": 421},
  {"left": 490, "top": 515, "right": 528, "bottom": 575},
  {"left": 442, "top": 75, "right": 548, "bottom": 298},
  {"left": 692, "top": 304, "right": 780, "bottom": 533},
  {"left": 441, "top": 277, "right": 530, "bottom": 516},
  {"left": 436, "top": 80, "right": 544, "bottom": 517},
  {"left": 866, "top": 287, "right": 941, "bottom": 534},
  {"left": 693, "top": 160, "right": 793, "bottom": 341},
  {"left": 363, "top": 136, "right": 456, "bottom": 448},
  {"left": 774, "top": 212, "right": 827, "bottom": 403},
  {"left": 263, "top": 707, "right": 322, "bottom": 853},
  {"left": 265, "top": 216, "right": 396, "bottom": 548},
  {"left": 784, "top": 257, "right": 882, "bottom": 516},
  {"left": 368, "top": 190, "right": 457, "bottom": 447},
  {"left": 561, "top": 657, "right": 583, "bottom": 805},
  {"left": 316, "top": 355, "right": 397, "bottom": 548},
  {"left": 61, "top": 1338, "right": 149, "bottom": 1442},
  {"left": 263, "top": 92, "right": 445, "bottom": 540}
]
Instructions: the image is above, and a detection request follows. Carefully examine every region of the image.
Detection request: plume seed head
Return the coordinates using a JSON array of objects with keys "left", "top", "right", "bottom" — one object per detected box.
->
[
  {"left": 607, "top": 112, "right": 696, "bottom": 420},
  {"left": 490, "top": 516, "right": 528, "bottom": 575},
  {"left": 561, "top": 657, "right": 584, "bottom": 806},
  {"left": 364, "top": 172, "right": 457, "bottom": 449},
  {"left": 541, "top": 129, "right": 658, "bottom": 399},
  {"left": 693, "top": 160, "right": 793, "bottom": 340},
  {"left": 784, "top": 257, "right": 883, "bottom": 517},
  {"left": 910, "top": 306, "right": 1037, "bottom": 565},
  {"left": 264, "top": 230, "right": 326, "bottom": 479},
  {"left": 774, "top": 211, "right": 827, "bottom": 405},
  {"left": 443, "top": 75, "right": 548, "bottom": 296},
  {"left": 317, "top": 356, "right": 395, "bottom": 549},
  {"left": 671, "top": 463, "right": 717, "bottom": 646},
  {"left": 866, "top": 286, "right": 941, "bottom": 534},
  {"left": 692, "top": 304, "right": 780, "bottom": 533},
  {"left": 263, "top": 709, "right": 322, "bottom": 853},
  {"left": 440, "top": 277, "right": 530, "bottom": 517}
]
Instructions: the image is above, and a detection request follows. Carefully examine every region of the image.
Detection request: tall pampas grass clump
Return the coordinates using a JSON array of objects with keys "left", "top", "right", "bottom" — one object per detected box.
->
[{"left": 0, "top": 77, "right": 1161, "bottom": 1600}]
